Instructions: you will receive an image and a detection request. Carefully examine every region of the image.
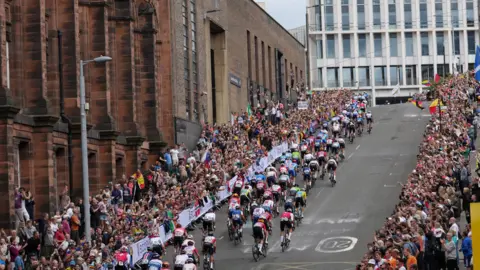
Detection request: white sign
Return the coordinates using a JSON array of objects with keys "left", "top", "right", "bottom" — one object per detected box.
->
[
  {"left": 315, "top": 237, "right": 358, "bottom": 253},
  {"left": 391, "top": 84, "right": 400, "bottom": 96},
  {"left": 298, "top": 101, "right": 309, "bottom": 110}
]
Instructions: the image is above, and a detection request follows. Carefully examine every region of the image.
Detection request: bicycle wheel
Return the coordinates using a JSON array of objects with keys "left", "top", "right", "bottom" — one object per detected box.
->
[
  {"left": 281, "top": 239, "right": 286, "bottom": 252},
  {"left": 228, "top": 226, "right": 234, "bottom": 241},
  {"left": 252, "top": 245, "right": 260, "bottom": 262},
  {"left": 262, "top": 243, "right": 268, "bottom": 257},
  {"left": 203, "top": 254, "right": 209, "bottom": 270}
]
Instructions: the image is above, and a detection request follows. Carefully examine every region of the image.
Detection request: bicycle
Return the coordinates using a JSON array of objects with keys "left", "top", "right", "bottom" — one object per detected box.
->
[
  {"left": 349, "top": 131, "right": 355, "bottom": 143},
  {"left": 203, "top": 250, "right": 215, "bottom": 270},
  {"left": 367, "top": 122, "right": 372, "bottom": 134},
  {"left": 227, "top": 219, "right": 234, "bottom": 241},
  {"left": 233, "top": 224, "right": 242, "bottom": 245},
  {"left": 252, "top": 237, "right": 267, "bottom": 262},
  {"left": 294, "top": 207, "right": 302, "bottom": 227},
  {"left": 281, "top": 230, "right": 291, "bottom": 252},
  {"left": 329, "top": 168, "right": 336, "bottom": 187}
]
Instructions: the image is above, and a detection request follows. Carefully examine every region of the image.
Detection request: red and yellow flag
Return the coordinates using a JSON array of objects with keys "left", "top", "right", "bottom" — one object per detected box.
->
[{"left": 132, "top": 172, "right": 145, "bottom": 189}]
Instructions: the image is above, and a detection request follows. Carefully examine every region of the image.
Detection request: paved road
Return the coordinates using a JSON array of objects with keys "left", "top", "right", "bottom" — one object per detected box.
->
[{"left": 166, "top": 104, "right": 430, "bottom": 270}]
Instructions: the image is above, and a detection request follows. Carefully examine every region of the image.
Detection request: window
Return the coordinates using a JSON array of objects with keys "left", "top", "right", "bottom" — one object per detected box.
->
[
  {"left": 453, "top": 31, "right": 460, "bottom": 55},
  {"left": 327, "top": 67, "right": 339, "bottom": 87},
  {"left": 314, "top": 4, "right": 322, "bottom": 31},
  {"left": 388, "top": 0, "right": 396, "bottom": 29},
  {"left": 357, "top": 0, "right": 365, "bottom": 30},
  {"left": 325, "top": 0, "right": 334, "bottom": 31},
  {"left": 435, "top": 1, "right": 443, "bottom": 28},
  {"left": 466, "top": 0, "right": 474, "bottom": 27},
  {"left": 183, "top": 0, "right": 190, "bottom": 119},
  {"left": 437, "top": 64, "right": 448, "bottom": 76},
  {"left": 342, "top": 1, "right": 349, "bottom": 30},
  {"left": 190, "top": 0, "right": 198, "bottom": 121},
  {"left": 358, "top": 67, "right": 370, "bottom": 86},
  {"left": 317, "top": 68, "right": 323, "bottom": 88},
  {"left": 390, "top": 66, "right": 403, "bottom": 85},
  {"left": 326, "top": 35, "right": 335, "bottom": 58},
  {"left": 405, "top": 32, "right": 414, "bottom": 56},
  {"left": 316, "top": 40, "right": 323, "bottom": 59},
  {"left": 468, "top": 31, "right": 476, "bottom": 54},
  {"left": 421, "top": 33, "right": 429, "bottom": 56},
  {"left": 374, "top": 66, "right": 387, "bottom": 86},
  {"left": 390, "top": 33, "right": 398, "bottom": 57},
  {"left": 343, "top": 34, "right": 351, "bottom": 58},
  {"left": 374, "top": 34, "right": 382, "bottom": 57},
  {"left": 405, "top": 65, "right": 417, "bottom": 85},
  {"left": 421, "top": 64, "right": 434, "bottom": 82},
  {"left": 419, "top": 2, "right": 428, "bottom": 28},
  {"left": 342, "top": 67, "right": 354, "bottom": 87},
  {"left": 358, "top": 34, "right": 367, "bottom": 57},
  {"left": 404, "top": 0, "right": 412, "bottom": 29},
  {"left": 451, "top": 1, "right": 459, "bottom": 28},
  {"left": 372, "top": 0, "right": 381, "bottom": 29},
  {"left": 436, "top": 32, "right": 444, "bottom": 55}
]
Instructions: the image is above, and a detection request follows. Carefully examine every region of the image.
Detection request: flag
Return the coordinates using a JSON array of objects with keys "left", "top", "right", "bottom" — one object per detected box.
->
[
  {"left": 422, "top": 80, "right": 431, "bottom": 87},
  {"left": 132, "top": 172, "right": 145, "bottom": 189},
  {"left": 429, "top": 98, "right": 445, "bottom": 114},
  {"left": 434, "top": 74, "right": 441, "bottom": 83},
  {"left": 475, "top": 45, "right": 480, "bottom": 81},
  {"left": 247, "top": 104, "right": 252, "bottom": 116},
  {"left": 412, "top": 100, "right": 425, "bottom": 110}
]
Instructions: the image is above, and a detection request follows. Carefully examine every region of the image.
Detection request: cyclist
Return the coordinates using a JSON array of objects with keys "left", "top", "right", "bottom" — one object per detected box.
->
[
  {"left": 228, "top": 194, "right": 241, "bottom": 211},
  {"left": 338, "top": 137, "right": 346, "bottom": 158},
  {"left": 252, "top": 203, "right": 265, "bottom": 224},
  {"left": 300, "top": 141, "right": 308, "bottom": 159},
  {"left": 325, "top": 156, "right": 338, "bottom": 183},
  {"left": 302, "top": 163, "right": 312, "bottom": 190},
  {"left": 303, "top": 150, "right": 314, "bottom": 166},
  {"left": 183, "top": 257, "right": 197, "bottom": 270},
  {"left": 232, "top": 177, "right": 244, "bottom": 196},
  {"left": 147, "top": 253, "right": 163, "bottom": 270},
  {"left": 254, "top": 171, "right": 266, "bottom": 186},
  {"left": 253, "top": 218, "right": 269, "bottom": 255},
  {"left": 174, "top": 250, "right": 189, "bottom": 270},
  {"left": 173, "top": 224, "right": 187, "bottom": 254},
  {"left": 342, "top": 115, "right": 350, "bottom": 137},
  {"left": 203, "top": 209, "right": 216, "bottom": 233},
  {"left": 314, "top": 136, "right": 322, "bottom": 152},
  {"left": 289, "top": 184, "right": 301, "bottom": 202},
  {"left": 140, "top": 247, "right": 160, "bottom": 269},
  {"left": 332, "top": 120, "right": 341, "bottom": 138},
  {"left": 280, "top": 208, "right": 295, "bottom": 244},
  {"left": 161, "top": 262, "right": 170, "bottom": 270},
  {"left": 331, "top": 139, "right": 340, "bottom": 160},
  {"left": 265, "top": 167, "right": 277, "bottom": 187},
  {"left": 309, "top": 158, "right": 320, "bottom": 180},
  {"left": 262, "top": 193, "right": 275, "bottom": 216},
  {"left": 228, "top": 205, "right": 245, "bottom": 238},
  {"left": 279, "top": 162, "right": 288, "bottom": 175},
  {"left": 240, "top": 185, "right": 251, "bottom": 211},
  {"left": 284, "top": 197, "right": 295, "bottom": 212},
  {"left": 182, "top": 235, "right": 195, "bottom": 251},
  {"left": 203, "top": 231, "right": 216, "bottom": 267},
  {"left": 317, "top": 146, "right": 327, "bottom": 168},
  {"left": 271, "top": 183, "right": 282, "bottom": 205},
  {"left": 295, "top": 188, "right": 307, "bottom": 218},
  {"left": 292, "top": 150, "right": 301, "bottom": 165},
  {"left": 256, "top": 177, "right": 266, "bottom": 198},
  {"left": 347, "top": 120, "right": 356, "bottom": 140},
  {"left": 366, "top": 110, "right": 373, "bottom": 131},
  {"left": 326, "top": 137, "right": 333, "bottom": 153},
  {"left": 356, "top": 114, "right": 364, "bottom": 133}
]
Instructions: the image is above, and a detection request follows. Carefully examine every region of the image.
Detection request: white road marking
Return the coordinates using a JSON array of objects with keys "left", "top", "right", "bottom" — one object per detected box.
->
[
  {"left": 218, "top": 236, "right": 224, "bottom": 240},
  {"left": 315, "top": 236, "right": 359, "bottom": 253},
  {"left": 347, "top": 153, "right": 354, "bottom": 160},
  {"left": 322, "top": 228, "right": 352, "bottom": 235},
  {"left": 315, "top": 218, "right": 361, "bottom": 224},
  {"left": 315, "top": 187, "right": 325, "bottom": 199},
  {"left": 389, "top": 172, "right": 392, "bottom": 176},
  {"left": 384, "top": 184, "right": 397, "bottom": 188},
  {"left": 394, "top": 162, "right": 398, "bottom": 166},
  {"left": 355, "top": 145, "right": 360, "bottom": 150}
]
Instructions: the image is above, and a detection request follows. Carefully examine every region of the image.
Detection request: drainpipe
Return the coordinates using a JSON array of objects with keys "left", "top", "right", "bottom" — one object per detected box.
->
[{"left": 58, "top": 30, "right": 74, "bottom": 198}]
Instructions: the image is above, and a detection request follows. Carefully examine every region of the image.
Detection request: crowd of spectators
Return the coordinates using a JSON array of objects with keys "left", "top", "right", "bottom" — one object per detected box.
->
[
  {"left": 360, "top": 75, "right": 479, "bottom": 270},
  {"left": 3, "top": 84, "right": 351, "bottom": 269}
]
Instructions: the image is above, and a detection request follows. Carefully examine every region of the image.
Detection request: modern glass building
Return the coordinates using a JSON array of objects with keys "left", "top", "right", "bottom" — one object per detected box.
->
[{"left": 306, "top": 0, "right": 479, "bottom": 102}]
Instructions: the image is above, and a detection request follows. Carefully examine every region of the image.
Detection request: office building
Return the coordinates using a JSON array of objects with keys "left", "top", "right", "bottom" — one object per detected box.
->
[
  {"left": 306, "top": 0, "right": 479, "bottom": 104},
  {"left": 289, "top": 25, "right": 307, "bottom": 46}
]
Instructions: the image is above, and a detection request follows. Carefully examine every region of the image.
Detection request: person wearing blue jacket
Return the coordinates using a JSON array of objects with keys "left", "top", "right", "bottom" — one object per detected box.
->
[{"left": 461, "top": 231, "right": 473, "bottom": 269}]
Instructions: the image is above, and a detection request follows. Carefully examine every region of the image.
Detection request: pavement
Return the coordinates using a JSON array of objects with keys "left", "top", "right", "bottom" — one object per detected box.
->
[{"left": 165, "top": 104, "right": 431, "bottom": 270}]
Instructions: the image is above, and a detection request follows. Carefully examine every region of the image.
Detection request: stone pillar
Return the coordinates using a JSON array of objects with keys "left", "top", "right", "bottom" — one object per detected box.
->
[
  {"left": 98, "top": 131, "right": 117, "bottom": 189},
  {"left": 125, "top": 137, "right": 145, "bottom": 177}
]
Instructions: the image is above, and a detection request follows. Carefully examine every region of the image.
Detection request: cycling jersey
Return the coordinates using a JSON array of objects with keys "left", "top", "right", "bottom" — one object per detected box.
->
[
  {"left": 327, "top": 159, "right": 338, "bottom": 167},
  {"left": 278, "top": 174, "right": 289, "bottom": 182},
  {"left": 296, "top": 190, "right": 307, "bottom": 200},
  {"left": 309, "top": 160, "right": 319, "bottom": 169},
  {"left": 175, "top": 254, "right": 188, "bottom": 265},
  {"left": 204, "top": 212, "right": 216, "bottom": 222},
  {"left": 266, "top": 171, "right": 276, "bottom": 178},
  {"left": 300, "top": 144, "right": 308, "bottom": 152},
  {"left": 240, "top": 189, "right": 250, "bottom": 197},
  {"left": 303, "top": 167, "right": 311, "bottom": 175},
  {"left": 204, "top": 236, "right": 216, "bottom": 245},
  {"left": 338, "top": 138, "right": 345, "bottom": 144},
  {"left": 256, "top": 174, "right": 266, "bottom": 182},
  {"left": 280, "top": 212, "right": 295, "bottom": 222},
  {"left": 229, "top": 209, "right": 243, "bottom": 221},
  {"left": 357, "top": 117, "right": 363, "bottom": 122},
  {"left": 326, "top": 139, "right": 333, "bottom": 145},
  {"left": 332, "top": 124, "right": 340, "bottom": 132},
  {"left": 366, "top": 113, "right": 372, "bottom": 119},
  {"left": 304, "top": 153, "right": 314, "bottom": 161},
  {"left": 252, "top": 207, "right": 265, "bottom": 217},
  {"left": 292, "top": 152, "right": 301, "bottom": 159},
  {"left": 272, "top": 184, "right": 281, "bottom": 193},
  {"left": 148, "top": 259, "right": 163, "bottom": 270},
  {"left": 263, "top": 200, "right": 274, "bottom": 209},
  {"left": 256, "top": 181, "right": 266, "bottom": 190},
  {"left": 174, "top": 228, "right": 186, "bottom": 237}
]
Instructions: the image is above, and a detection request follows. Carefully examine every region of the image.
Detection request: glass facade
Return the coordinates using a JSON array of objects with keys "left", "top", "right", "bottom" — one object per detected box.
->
[
  {"left": 436, "top": 32, "right": 444, "bottom": 55},
  {"left": 342, "top": 0, "right": 349, "bottom": 30},
  {"left": 405, "top": 32, "right": 414, "bottom": 56},
  {"left": 316, "top": 40, "right": 323, "bottom": 59},
  {"left": 390, "top": 66, "right": 403, "bottom": 85},
  {"left": 327, "top": 67, "right": 339, "bottom": 87},
  {"left": 325, "top": 0, "right": 334, "bottom": 31},
  {"left": 421, "top": 32, "right": 429, "bottom": 56},
  {"left": 317, "top": 68, "right": 323, "bottom": 88},
  {"left": 468, "top": 31, "right": 476, "bottom": 54},
  {"left": 358, "top": 34, "right": 367, "bottom": 57},
  {"left": 404, "top": 0, "right": 412, "bottom": 29},
  {"left": 374, "top": 34, "right": 382, "bottom": 57},
  {"left": 182, "top": 0, "right": 190, "bottom": 119},
  {"left": 453, "top": 31, "right": 460, "bottom": 55},
  {"left": 372, "top": 0, "right": 381, "bottom": 29},
  {"left": 419, "top": 0, "right": 428, "bottom": 28},
  {"left": 405, "top": 65, "right": 417, "bottom": 85},
  {"left": 343, "top": 34, "right": 351, "bottom": 58},
  {"left": 451, "top": 0, "right": 459, "bottom": 27},
  {"left": 467, "top": 0, "right": 474, "bottom": 27},
  {"left": 191, "top": 0, "right": 198, "bottom": 121},
  {"left": 326, "top": 35, "right": 335, "bottom": 58},
  {"left": 374, "top": 66, "right": 387, "bottom": 86},
  {"left": 357, "top": 0, "right": 365, "bottom": 30},
  {"left": 421, "top": 64, "right": 434, "bottom": 82},
  {"left": 388, "top": 0, "right": 396, "bottom": 29},
  {"left": 435, "top": 0, "right": 443, "bottom": 28},
  {"left": 390, "top": 33, "right": 398, "bottom": 57},
  {"left": 358, "top": 67, "right": 370, "bottom": 86},
  {"left": 314, "top": 4, "right": 322, "bottom": 31},
  {"left": 342, "top": 67, "right": 354, "bottom": 87}
]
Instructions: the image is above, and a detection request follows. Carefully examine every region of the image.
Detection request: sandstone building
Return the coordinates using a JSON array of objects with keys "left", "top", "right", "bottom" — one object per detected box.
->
[{"left": 0, "top": 0, "right": 304, "bottom": 228}]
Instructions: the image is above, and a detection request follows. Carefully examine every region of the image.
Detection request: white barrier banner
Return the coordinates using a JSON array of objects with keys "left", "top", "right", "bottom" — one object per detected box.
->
[
  {"left": 129, "top": 237, "right": 151, "bottom": 264},
  {"left": 298, "top": 101, "right": 309, "bottom": 110}
]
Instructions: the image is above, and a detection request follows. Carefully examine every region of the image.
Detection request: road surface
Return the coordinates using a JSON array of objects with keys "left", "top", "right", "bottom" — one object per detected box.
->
[{"left": 166, "top": 104, "right": 430, "bottom": 270}]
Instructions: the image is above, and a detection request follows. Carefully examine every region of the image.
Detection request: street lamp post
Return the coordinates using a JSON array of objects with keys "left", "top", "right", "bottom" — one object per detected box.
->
[{"left": 80, "top": 55, "right": 112, "bottom": 243}]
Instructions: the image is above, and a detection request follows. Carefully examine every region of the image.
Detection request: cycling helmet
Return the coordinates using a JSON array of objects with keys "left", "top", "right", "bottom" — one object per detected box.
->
[
  {"left": 147, "top": 246, "right": 153, "bottom": 252},
  {"left": 151, "top": 253, "right": 160, "bottom": 260},
  {"left": 294, "top": 183, "right": 299, "bottom": 187},
  {"left": 208, "top": 231, "right": 214, "bottom": 237},
  {"left": 251, "top": 201, "right": 258, "bottom": 207},
  {"left": 258, "top": 218, "right": 265, "bottom": 223},
  {"left": 180, "top": 249, "right": 187, "bottom": 255},
  {"left": 208, "top": 209, "right": 214, "bottom": 213},
  {"left": 368, "top": 111, "right": 371, "bottom": 113},
  {"left": 162, "top": 262, "right": 170, "bottom": 268},
  {"left": 187, "top": 234, "right": 194, "bottom": 239},
  {"left": 188, "top": 241, "right": 194, "bottom": 246},
  {"left": 232, "top": 193, "right": 239, "bottom": 198},
  {"left": 176, "top": 224, "right": 182, "bottom": 228},
  {"left": 286, "top": 208, "right": 293, "bottom": 212},
  {"left": 186, "top": 258, "right": 194, "bottom": 264},
  {"left": 301, "top": 188, "right": 306, "bottom": 191},
  {"left": 235, "top": 204, "right": 241, "bottom": 210}
]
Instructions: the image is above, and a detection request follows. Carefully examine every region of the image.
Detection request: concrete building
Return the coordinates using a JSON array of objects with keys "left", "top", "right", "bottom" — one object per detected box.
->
[
  {"left": 289, "top": 25, "right": 307, "bottom": 46},
  {"left": 306, "top": 0, "right": 479, "bottom": 104},
  {"left": 0, "top": 0, "right": 304, "bottom": 228}
]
